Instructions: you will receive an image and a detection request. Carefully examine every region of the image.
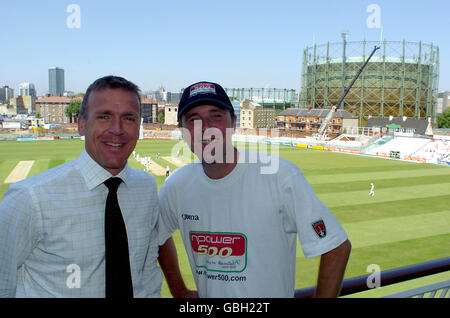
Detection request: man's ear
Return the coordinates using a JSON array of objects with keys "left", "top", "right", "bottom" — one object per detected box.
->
[
  {"left": 77, "top": 115, "right": 85, "bottom": 136},
  {"left": 230, "top": 113, "right": 237, "bottom": 131}
]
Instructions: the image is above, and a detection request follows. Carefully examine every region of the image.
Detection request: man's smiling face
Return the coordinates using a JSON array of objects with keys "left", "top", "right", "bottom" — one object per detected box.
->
[
  {"left": 181, "top": 104, "right": 236, "bottom": 163},
  {"left": 78, "top": 88, "right": 140, "bottom": 175}
]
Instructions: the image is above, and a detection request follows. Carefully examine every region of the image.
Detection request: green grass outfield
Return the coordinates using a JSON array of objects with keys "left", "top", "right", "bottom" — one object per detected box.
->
[{"left": 0, "top": 139, "right": 449, "bottom": 297}]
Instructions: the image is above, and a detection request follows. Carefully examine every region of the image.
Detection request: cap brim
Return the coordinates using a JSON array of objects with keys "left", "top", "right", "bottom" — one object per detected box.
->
[{"left": 178, "top": 98, "right": 234, "bottom": 120}]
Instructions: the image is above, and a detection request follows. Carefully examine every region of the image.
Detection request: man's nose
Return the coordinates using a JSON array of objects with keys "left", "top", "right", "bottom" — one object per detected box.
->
[
  {"left": 201, "top": 118, "right": 213, "bottom": 132},
  {"left": 108, "top": 117, "right": 123, "bottom": 135},
  {"left": 192, "top": 119, "right": 208, "bottom": 136}
]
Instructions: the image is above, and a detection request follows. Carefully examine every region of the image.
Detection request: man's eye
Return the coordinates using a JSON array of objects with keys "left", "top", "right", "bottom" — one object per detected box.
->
[
  {"left": 97, "top": 115, "right": 109, "bottom": 120},
  {"left": 124, "top": 116, "right": 137, "bottom": 122}
]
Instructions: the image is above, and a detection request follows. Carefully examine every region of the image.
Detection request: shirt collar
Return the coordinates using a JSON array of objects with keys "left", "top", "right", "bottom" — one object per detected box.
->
[{"left": 77, "top": 150, "right": 131, "bottom": 190}]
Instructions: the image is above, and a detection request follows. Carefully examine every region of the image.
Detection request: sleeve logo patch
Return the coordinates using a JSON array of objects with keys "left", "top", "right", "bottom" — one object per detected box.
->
[{"left": 312, "top": 220, "right": 327, "bottom": 238}]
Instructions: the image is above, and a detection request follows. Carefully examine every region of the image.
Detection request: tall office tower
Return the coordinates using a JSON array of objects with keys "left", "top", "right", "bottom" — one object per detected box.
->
[
  {"left": 0, "top": 85, "right": 14, "bottom": 103},
  {"left": 48, "top": 67, "right": 65, "bottom": 96},
  {"left": 19, "top": 82, "right": 37, "bottom": 97}
]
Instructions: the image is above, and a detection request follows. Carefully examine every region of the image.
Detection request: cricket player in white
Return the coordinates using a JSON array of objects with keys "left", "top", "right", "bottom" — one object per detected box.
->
[{"left": 369, "top": 183, "right": 375, "bottom": 196}]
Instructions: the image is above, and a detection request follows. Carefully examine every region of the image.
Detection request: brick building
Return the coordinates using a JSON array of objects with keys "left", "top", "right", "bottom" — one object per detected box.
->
[
  {"left": 35, "top": 96, "right": 72, "bottom": 124},
  {"left": 277, "top": 108, "right": 357, "bottom": 135}
]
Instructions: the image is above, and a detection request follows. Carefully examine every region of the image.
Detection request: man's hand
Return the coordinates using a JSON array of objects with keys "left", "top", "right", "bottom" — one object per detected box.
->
[
  {"left": 158, "top": 237, "right": 198, "bottom": 298},
  {"left": 174, "top": 289, "right": 199, "bottom": 298}
]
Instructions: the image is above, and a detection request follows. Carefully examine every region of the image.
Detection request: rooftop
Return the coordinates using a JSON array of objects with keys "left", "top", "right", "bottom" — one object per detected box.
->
[
  {"left": 278, "top": 107, "right": 355, "bottom": 119},
  {"left": 36, "top": 96, "right": 73, "bottom": 103},
  {"left": 365, "top": 117, "right": 431, "bottom": 135}
]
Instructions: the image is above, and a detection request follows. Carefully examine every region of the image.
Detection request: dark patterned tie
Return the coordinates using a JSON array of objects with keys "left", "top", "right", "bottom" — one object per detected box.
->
[{"left": 104, "top": 177, "right": 134, "bottom": 298}]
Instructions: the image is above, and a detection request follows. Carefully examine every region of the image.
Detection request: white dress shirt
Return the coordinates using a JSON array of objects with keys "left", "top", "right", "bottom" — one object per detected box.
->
[{"left": 0, "top": 150, "right": 162, "bottom": 297}]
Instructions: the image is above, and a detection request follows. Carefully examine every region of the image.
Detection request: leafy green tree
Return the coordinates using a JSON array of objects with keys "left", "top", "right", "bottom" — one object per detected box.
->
[
  {"left": 437, "top": 108, "right": 450, "bottom": 128},
  {"left": 65, "top": 99, "right": 82, "bottom": 123},
  {"left": 158, "top": 112, "right": 165, "bottom": 124}
]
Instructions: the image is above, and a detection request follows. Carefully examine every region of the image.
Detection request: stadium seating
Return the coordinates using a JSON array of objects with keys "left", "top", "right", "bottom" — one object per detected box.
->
[
  {"left": 410, "top": 139, "right": 450, "bottom": 164},
  {"left": 231, "top": 133, "right": 450, "bottom": 165},
  {"left": 366, "top": 137, "right": 431, "bottom": 157}
]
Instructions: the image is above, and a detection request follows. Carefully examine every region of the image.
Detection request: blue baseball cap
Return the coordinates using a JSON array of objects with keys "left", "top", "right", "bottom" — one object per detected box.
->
[{"left": 177, "top": 81, "right": 235, "bottom": 121}]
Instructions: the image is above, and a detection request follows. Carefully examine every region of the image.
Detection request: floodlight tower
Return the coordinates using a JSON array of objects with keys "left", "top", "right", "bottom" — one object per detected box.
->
[{"left": 340, "top": 31, "right": 348, "bottom": 109}]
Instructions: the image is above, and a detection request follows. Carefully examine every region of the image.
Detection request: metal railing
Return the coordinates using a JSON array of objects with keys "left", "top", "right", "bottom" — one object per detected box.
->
[
  {"left": 294, "top": 256, "right": 450, "bottom": 298},
  {"left": 384, "top": 280, "right": 450, "bottom": 298}
]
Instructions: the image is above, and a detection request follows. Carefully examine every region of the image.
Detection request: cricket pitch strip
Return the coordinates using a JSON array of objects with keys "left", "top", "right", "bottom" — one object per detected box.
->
[{"left": 4, "top": 160, "right": 35, "bottom": 184}]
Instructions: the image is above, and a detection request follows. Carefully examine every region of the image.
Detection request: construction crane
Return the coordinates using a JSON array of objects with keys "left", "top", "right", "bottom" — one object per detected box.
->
[{"left": 314, "top": 45, "right": 380, "bottom": 140}]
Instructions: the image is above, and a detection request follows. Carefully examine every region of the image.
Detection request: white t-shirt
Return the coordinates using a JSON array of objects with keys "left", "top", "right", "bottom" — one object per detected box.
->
[{"left": 158, "top": 150, "right": 348, "bottom": 298}]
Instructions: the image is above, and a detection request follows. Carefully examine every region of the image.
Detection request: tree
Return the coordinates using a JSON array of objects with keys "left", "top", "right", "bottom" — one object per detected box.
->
[
  {"left": 65, "top": 99, "right": 82, "bottom": 123},
  {"left": 437, "top": 108, "right": 450, "bottom": 128},
  {"left": 157, "top": 112, "right": 165, "bottom": 124}
]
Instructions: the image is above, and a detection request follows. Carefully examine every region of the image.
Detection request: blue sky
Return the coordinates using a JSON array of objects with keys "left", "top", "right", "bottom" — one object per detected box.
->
[{"left": 1, "top": 0, "right": 449, "bottom": 95}]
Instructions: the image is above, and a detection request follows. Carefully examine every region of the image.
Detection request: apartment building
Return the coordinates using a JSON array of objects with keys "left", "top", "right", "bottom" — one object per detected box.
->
[
  {"left": 240, "top": 100, "right": 276, "bottom": 129},
  {"left": 35, "top": 96, "right": 71, "bottom": 124},
  {"left": 277, "top": 108, "right": 357, "bottom": 135}
]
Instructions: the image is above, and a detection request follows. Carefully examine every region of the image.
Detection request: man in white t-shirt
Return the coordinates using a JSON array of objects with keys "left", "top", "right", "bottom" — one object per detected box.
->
[{"left": 158, "top": 81, "right": 351, "bottom": 298}]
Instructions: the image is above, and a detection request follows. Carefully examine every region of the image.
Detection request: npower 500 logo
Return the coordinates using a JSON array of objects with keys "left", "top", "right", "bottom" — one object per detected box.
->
[{"left": 190, "top": 231, "right": 247, "bottom": 273}]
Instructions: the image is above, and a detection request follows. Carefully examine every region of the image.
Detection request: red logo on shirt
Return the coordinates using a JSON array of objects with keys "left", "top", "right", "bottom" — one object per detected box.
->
[
  {"left": 312, "top": 220, "right": 327, "bottom": 238},
  {"left": 190, "top": 232, "right": 246, "bottom": 257},
  {"left": 190, "top": 231, "right": 248, "bottom": 273}
]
